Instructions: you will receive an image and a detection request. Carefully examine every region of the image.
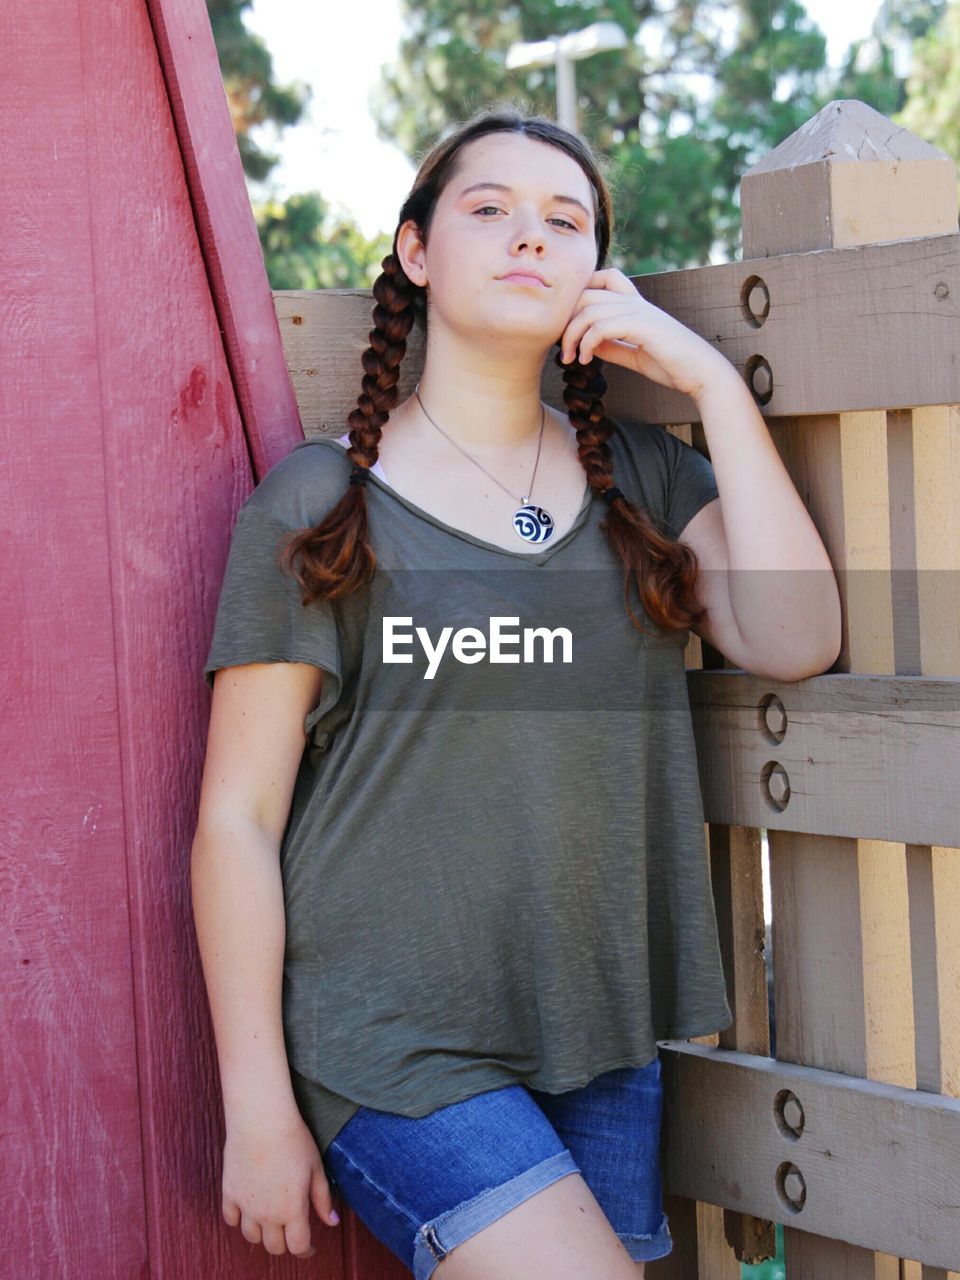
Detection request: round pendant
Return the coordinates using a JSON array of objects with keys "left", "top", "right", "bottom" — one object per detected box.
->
[{"left": 514, "top": 503, "right": 555, "bottom": 544}]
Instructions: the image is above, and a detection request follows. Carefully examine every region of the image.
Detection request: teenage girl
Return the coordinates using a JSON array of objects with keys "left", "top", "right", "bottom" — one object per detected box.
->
[{"left": 192, "top": 105, "right": 840, "bottom": 1280}]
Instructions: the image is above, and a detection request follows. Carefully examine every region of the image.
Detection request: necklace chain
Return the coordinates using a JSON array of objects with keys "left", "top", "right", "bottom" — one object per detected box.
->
[{"left": 413, "top": 382, "right": 546, "bottom": 506}]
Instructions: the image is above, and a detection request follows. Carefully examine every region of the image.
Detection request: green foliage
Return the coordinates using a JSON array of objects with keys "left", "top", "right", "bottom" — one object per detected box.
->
[
  {"left": 206, "top": 0, "right": 956, "bottom": 286},
  {"left": 825, "top": 0, "right": 945, "bottom": 117},
  {"left": 896, "top": 0, "right": 960, "bottom": 185},
  {"left": 252, "top": 193, "right": 393, "bottom": 289},
  {"left": 207, "top": 0, "right": 310, "bottom": 182},
  {"left": 205, "top": 0, "right": 386, "bottom": 286},
  {"left": 370, "top": 0, "right": 948, "bottom": 270}
]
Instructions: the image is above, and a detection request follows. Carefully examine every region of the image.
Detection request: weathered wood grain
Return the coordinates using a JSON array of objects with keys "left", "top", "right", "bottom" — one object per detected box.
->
[
  {"left": 145, "top": 0, "right": 304, "bottom": 478},
  {"left": 687, "top": 670, "right": 960, "bottom": 846},
  {"left": 659, "top": 1042, "right": 960, "bottom": 1272}
]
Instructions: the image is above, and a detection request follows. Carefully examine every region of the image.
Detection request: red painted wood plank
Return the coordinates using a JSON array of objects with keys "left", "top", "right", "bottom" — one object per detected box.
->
[
  {"left": 144, "top": 0, "right": 305, "bottom": 479},
  {"left": 1, "top": 8, "right": 152, "bottom": 1277},
  {"left": 67, "top": 1, "right": 293, "bottom": 1274},
  {"left": 3, "top": 1, "right": 270, "bottom": 1276},
  {"left": 2, "top": 0, "right": 402, "bottom": 1273}
]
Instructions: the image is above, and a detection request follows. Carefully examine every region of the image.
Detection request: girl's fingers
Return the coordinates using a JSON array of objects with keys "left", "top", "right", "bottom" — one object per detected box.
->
[
  {"left": 566, "top": 286, "right": 638, "bottom": 320},
  {"left": 588, "top": 268, "right": 639, "bottom": 294},
  {"left": 310, "top": 1163, "right": 341, "bottom": 1228},
  {"left": 283, "top": 1214, "right": 317, "bottom": 1258},
  {"left": 240, "top": 1210, "right": 263, "bottom": 1245},
  {"left": 561, "top": 302, "right": 637, "bottom": 362},
  {"left": 261, "top": 1222, "right": 289, "bottom": 1256},
  {"left": 577, "top": 316, "right": 642, "bottom": 363}
]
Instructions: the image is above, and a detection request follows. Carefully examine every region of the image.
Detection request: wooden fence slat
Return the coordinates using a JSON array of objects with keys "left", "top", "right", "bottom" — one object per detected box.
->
[
  {"left": 274, "top": 228, "right": 960, "bottom": 433},
  {"left": 911, "top": 392, "right": 960, "bottom": 1280},
  {"left": 658, "top": 1043, "right": 960, "bottom": 1271},
  {"left": 651, "top": 422, "right": 773, "bottom": 1275},
  {"left": 686, "top": 670, "right": 960, "bottom": 845},
  {"left": 607, "top": 234, "right": 960, "bottom": 423}
]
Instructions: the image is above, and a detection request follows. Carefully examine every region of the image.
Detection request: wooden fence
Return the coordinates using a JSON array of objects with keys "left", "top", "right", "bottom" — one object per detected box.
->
[
  {"left": 5, "top": 0, "right": 958, "bottom": 1269},
  {"left": 274, "top": 99, "right": 960, "bottom": 1278}
]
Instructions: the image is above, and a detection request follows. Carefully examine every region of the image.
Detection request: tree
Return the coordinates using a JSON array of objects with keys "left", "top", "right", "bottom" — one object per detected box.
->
[
  {"left": 370, "top": 0, "right": 826, "bottom": 269},
  {"left": 895, "top": 0, "right": 960, "bottom": 183},
  {"left": 207, "top": 0, "right": 310, "bottom": 182},
  {"left": 206, "top": 0, "right": 389, "bottom": 286},
  {"left": 370, "top": 0, "right": 945, "bottom": 270},
  {"left": 825, "top": 0, "right": 947, "bottom": 120},
  {"left": 256, "top": 193, "right": 393, "bottom": 289}
]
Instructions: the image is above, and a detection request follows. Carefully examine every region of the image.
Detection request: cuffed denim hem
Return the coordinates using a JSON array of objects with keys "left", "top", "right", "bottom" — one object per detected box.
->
[
  {"left": 620, "top": 1209, "right": 674, "bottom": 1261},
  {"left": 411, "top": 1149, "right": 580, "bottom": 1280}
]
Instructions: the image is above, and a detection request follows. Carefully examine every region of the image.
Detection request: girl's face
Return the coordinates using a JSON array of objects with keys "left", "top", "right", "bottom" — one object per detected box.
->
[{"left": 398, "top": 132, "right": 601, "bottom": 355}]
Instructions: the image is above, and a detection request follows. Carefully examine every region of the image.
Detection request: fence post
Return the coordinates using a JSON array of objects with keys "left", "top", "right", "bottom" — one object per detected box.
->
[{"left": 739, "top": 98, "right": 959, "bottom": 1280}]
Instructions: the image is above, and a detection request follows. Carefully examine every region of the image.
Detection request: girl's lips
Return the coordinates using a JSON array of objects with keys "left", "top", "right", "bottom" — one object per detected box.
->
[{"left": 497, "top": 273, "right": 549, "bottom": 287}]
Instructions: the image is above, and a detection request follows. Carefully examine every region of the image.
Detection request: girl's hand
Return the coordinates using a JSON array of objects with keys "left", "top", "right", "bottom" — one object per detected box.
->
[
  {"left": 559, "top": 267, "right": 732, "bottom": 401},
  {"left": 222, "top": 1108, "right": 341, "bottom": 1258}
]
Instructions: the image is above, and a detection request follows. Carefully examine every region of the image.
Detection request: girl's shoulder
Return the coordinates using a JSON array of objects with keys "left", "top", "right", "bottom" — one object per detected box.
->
[
  {"left": 241, "top": 436, "right": 353, "bottom": 529},
  {"left": 607, "top": 415, "right": 674, "bottom": 469},
  {"left": 606, "top": 416, "right": 716, "bottom": 539},
  {"left": 605, "top": 415, "right": 671, "bottom": 498}
]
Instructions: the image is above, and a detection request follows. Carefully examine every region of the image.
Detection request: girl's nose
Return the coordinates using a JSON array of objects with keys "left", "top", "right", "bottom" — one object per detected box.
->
[
  {"left": 511, "top": 229, "right": 546, "bottom": 254},
  {"left": 509, "top": 212, "right": 547, "bottom": 254}
]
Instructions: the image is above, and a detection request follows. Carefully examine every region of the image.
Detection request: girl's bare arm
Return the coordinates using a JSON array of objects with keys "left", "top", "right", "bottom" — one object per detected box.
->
[
  {"left": 191, "top": 659, "right": 323, "bottom": 1122},
  {"left": 191, "top": 661, "right": 340, "bottom": 1253}
]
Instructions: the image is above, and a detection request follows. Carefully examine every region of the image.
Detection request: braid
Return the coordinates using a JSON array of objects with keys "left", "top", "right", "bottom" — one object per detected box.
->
[
  {"left": 278, "top": 252, "right": 417, "bottom": 604},
  {"left": 559, "top": 348, "right": 710, "bottom": 639},
  {"left": 344, "top": 254, "right": 417, "bottom": 476},
  {"left": 558, "top": 346, "right": 616, "bottom": 494}
]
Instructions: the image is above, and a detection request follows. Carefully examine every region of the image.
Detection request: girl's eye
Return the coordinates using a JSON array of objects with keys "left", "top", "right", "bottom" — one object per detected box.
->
[{"left": 473, "top": 207, "right": 578, "bottom": 230}]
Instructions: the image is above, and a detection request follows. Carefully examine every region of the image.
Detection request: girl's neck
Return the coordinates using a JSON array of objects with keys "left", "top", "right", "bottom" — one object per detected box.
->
[{"left": 412, "top": 373, "right": 551, "bottom": 455}]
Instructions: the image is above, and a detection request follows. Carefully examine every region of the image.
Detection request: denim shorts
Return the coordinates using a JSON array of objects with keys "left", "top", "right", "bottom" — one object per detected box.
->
[{"left": 307, "top": 1052, "right": 672, "bottom": 1278}]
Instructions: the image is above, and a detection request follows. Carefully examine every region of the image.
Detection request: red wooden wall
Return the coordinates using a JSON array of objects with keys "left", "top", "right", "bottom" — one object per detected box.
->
[{"left": 0, "top": 2, "right": 398, "bottom": 1275}]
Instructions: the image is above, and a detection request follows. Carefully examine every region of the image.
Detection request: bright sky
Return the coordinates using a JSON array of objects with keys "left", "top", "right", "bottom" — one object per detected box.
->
[{"left": 245, "top": 0, "right": 885, "bottom": 240}]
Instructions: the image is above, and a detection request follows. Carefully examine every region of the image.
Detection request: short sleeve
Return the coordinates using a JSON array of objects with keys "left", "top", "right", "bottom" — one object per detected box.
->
[
  {"left": 203, "top": 500, "right": 342, "bottom": 732},
  {"left": 660, "top": 429, "right": 720, "bottom": 541}
]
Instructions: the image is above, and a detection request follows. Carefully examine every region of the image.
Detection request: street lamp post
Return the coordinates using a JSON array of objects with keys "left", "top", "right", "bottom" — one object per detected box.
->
[{"left": 506, "top": 21, "right": 627, "bottom": 131}]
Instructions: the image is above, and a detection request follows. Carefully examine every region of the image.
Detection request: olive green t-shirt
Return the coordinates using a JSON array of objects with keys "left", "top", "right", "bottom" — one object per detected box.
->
[{"left": 203, "top": 417, "right": 733, "bottom": 1156}]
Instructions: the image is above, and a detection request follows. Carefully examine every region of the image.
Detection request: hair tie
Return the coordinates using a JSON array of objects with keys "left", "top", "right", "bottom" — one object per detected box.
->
[
  {"left": 601, "top": 486, "right": 624, "bottom": 507},
  {"left": 349, "top": 465, "right": 369, "bottom": 486}
]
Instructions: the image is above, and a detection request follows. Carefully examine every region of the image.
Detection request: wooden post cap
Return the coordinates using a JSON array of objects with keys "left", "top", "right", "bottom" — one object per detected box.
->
[{"left": 741, "top": 98, "right": 958, "bottom": 258}]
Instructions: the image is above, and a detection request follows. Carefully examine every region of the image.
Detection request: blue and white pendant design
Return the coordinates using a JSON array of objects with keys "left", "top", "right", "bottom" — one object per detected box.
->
[{"left": 513, "top": 501, "right": 555, "bottom": 544}]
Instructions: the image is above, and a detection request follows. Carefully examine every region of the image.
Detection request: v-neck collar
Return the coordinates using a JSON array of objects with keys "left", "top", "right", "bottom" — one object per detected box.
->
[{"left": 301, "top": 436, "right": 599, "bottom": 566}]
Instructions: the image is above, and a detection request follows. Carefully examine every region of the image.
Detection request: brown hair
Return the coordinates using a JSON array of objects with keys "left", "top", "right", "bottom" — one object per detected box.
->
[{"left": 280, "top": 103, "right": 709, "bottom": 638}]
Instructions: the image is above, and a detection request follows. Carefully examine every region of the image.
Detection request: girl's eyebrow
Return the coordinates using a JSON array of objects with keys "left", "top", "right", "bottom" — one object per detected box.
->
[{"left": 458, "top": 181, "right": 592, "bottom": 221}]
